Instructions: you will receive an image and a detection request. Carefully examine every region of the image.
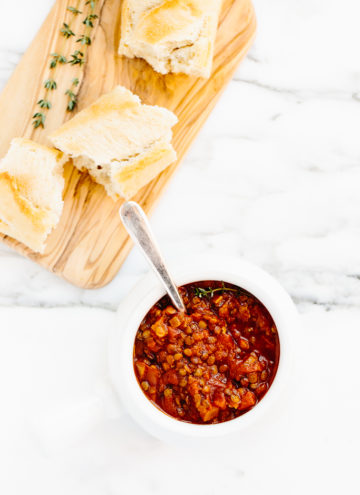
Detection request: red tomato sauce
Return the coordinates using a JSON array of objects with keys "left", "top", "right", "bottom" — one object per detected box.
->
[{"left": 133, "top": 281, "right": 280, "bottom": 424}]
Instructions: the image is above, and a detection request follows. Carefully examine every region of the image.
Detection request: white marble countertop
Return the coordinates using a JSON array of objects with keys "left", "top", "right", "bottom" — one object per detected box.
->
[{"left": 1, "top": 0, "right": 360, "bottom": 493}]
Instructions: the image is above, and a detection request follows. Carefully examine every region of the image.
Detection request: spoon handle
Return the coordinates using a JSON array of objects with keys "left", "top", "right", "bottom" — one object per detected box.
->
[{"left": 119, "top": 201, "right": 186, "bottom": 313}]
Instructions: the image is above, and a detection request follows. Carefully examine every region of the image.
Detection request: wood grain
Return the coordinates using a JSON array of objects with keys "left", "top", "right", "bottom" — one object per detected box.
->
[{"left": 0, "top": 0, "right": 256, "bottom": 288}]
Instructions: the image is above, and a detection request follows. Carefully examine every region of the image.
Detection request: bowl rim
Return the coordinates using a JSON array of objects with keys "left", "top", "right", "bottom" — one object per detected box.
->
[{"left": 109, "top": 254, "right": 298, "bottom": 439}]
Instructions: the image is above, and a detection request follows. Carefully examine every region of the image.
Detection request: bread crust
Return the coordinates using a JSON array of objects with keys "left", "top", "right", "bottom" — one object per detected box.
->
[
  {"left": 0, "top": 138, "right": 65, "bottom": 253},
  {"left": 112, "top": 139, "right": 177, "bottom": 198},
  {"left": 50, "top": 86, "right": 178, "bottom": 200},
  {"left": 119, "top": 0, "right": 222, "bottom": 78}
]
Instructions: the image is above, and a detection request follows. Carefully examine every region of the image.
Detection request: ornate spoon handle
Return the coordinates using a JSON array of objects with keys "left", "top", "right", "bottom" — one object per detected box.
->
[{"left": 120, "top": 201, "right": 186, "bottom": 312}]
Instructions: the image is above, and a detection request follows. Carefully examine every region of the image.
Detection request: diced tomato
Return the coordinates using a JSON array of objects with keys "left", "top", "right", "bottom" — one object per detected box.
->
[
  {"left": 162, "top": 395, "right": 178, "bottom": 417},
  {"left": 167, "top": 326, "right": 181, "bottom": 341},
  {"left": 238, "top": 390, "right": 257, "bottom": 411},
  {"left": 162, "top": 369, "right": 179, "bottom": 386},
  {"left": 230, "top": 355, "right": 263, "bottom": 380},
  {"left": 213, "top": 390, "right": 227, "bottom": 409}
]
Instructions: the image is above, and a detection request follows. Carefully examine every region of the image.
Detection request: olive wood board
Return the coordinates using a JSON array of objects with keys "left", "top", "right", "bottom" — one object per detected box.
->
[{"left": 0, "top": 0, "right": 256, "bottom": 288}]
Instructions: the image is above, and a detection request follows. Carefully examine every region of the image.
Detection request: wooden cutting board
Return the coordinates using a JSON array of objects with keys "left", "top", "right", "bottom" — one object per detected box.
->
[{"left": 0, "top": 0, "right": 256, "bottom": 289}]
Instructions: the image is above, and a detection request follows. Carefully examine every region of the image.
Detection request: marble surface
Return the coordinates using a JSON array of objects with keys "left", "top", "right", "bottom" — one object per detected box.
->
[{"left": 1, "top": 0, "right": 360, "bottom": 493}]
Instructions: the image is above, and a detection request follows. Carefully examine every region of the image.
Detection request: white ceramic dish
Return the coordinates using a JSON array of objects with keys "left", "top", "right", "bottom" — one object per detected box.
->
[{"left": 109, "top": 255, "right": 298, "bottom": 442}]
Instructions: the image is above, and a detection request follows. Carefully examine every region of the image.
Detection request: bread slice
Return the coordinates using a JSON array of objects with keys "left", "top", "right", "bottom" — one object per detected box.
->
[
  {"left": 118, "top": 0, "right": 223, "bottom": 78},
  {"left": 50, "top": 85, "right": 178, "bottom": 200},
  {"left": 0, "top": 138, "right": 66, "bottom": 253}
]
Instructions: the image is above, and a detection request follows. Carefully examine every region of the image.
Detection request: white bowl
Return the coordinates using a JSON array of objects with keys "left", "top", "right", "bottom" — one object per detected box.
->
[{"left": 109, "top": 254, "right": 299, "bottom": 442}]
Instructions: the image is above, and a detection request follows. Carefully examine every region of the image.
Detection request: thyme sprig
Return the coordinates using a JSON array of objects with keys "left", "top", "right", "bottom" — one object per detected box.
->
[
  {"left": 50, "top": 53, "right": 67, "bottom": 68},
  {"left": 67, "top": 6, "right": 82, "bottom": 14},
  {"left": 68, "top": 50, "right": 84, "bottom": 65},
  {"left": 33, "top": 0, "right": 98, "bottom": 127},
  {"left": 44, "top": 78, "right": 57, "bottom": 90},
  {"left": 77, "top": 34, "right": 91, "bottom": 45},
  {"left": 33, "top": 79, "right": 57, "bottom": 126},
  {"left": 61, "top": 22, "right": 75, "bottom": 38},
  {"left": 65, "top": 0, "right": 97, "bottom": 112},
  {"left": 194, "top": 283, "right": 241, "bottom": 299},
  {"left": 32, "top": 112, "right": 46, "bottom": 129},
  {"left": 37, "top": 99, "right": 52, "bottom": 109},
  {"left": 65, "top": 90, "right": 77, "bottom": 111},
  {"left": 83, "top": 14, "right": 98, "bottom": 27},
  {"left": 65, "top": 77, "right": 80, "bottom": 111}
]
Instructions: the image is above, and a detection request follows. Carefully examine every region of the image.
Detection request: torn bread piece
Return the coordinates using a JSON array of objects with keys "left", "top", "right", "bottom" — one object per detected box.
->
[
  {"left": 0, "top": 138, "right": 66, "bottom": 253},
  {"left": 50, "top": 85, "right": 178, "bottom": 200},
  {"left": 118, "top": 0, "right": 223, "bottom": 78}
]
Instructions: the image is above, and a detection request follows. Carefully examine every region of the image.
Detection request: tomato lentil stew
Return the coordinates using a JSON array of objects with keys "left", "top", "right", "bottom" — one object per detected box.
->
[{"left": 134, "top": 281, "right": 280, "bottom": 424}]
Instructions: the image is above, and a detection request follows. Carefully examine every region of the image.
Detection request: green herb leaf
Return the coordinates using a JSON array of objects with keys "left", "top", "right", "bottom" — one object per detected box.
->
[
  {"left": 67, "top": 6, "right": 82, "bottom": 14},
  {"left": 37, "top": 99, "right": 52, "bottom": 109},
  {"left": 193, "top": 285, "right": 240, "bottom": 299},
  {"left": 76, "top": 35, "right": 91, "bottom": 45},
  {"left": 72, "top": 77, "right": 80, "bottom": 86},
  {"left": 83, "top": 14, "right": 98, "bottom": 27},
  {"left": 85, "top": 0, "right": 96, "bottom": 9},
  {"left": 67, "top": 95, "right": 78, "bottom": 111},
  {"left": 61, "top": 23, "right": 75, "bottom": 38},
  {"left": 65, "top": 87, "right": 78, "bottom": 112},
  {"left": 44, "top": 79, "right": 57, "bottom": 90},
  {"left": 68, "top": 50, "right": 84, "bottom": 65},
  {"left": 67, "top": 99, "right": 77, "bottom": 111},
  {"left": 65, "top": 89, "right": 75, "bottom": 97},
  {"left": 49, "top": 53, "right": 67, "bottom": 69},
  {"left": 32, "top": 112, "right": 46, "bottom": 128}
]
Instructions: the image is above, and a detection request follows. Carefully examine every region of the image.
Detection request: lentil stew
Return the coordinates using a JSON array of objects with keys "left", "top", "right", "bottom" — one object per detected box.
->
[{"left": 134, "top": 281, "right": 280, "bottom": 424}]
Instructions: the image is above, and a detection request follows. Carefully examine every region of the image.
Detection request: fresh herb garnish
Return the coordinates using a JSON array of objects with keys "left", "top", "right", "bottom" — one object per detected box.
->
[
  {"left": 67, "top": 6, "right": 82, "bottom": 14},
  {"left": 33, "top": 0, "right": 98, "bottom": 128},
  {"left": 65, "top": 89, "right": 78, "bottom": 111},
  {"left": 65, "top": 77, "right": 81, "bottom": 111},
  {"left": 85, "top": 0, "right": 96, "bottom": 8},
  {"left": 32, "top": 112, "right": 46, "bottom": 128},
  {"left": 44, "top": 79, "right": 57, "bottom": 90},
  {"left": 194, "top": 283, "right": 241, "bottom": 299},
  {"left": 68, "top": 50, "right": 84, "bottom": 65},
  {"left": 83, "top": 14, "right": 98, "bottom": 27},
  {"left": 50, "top": 53, "right": 67, "bottom": 68},
  {"left": 61, "top": 23, "right": 75, "bottom": 38},
  {"left": 37, "top": 99, "right": 52, "bottom": 109},
  {"left": 76, "top": 34, "right": 91, "bottom": 45}
]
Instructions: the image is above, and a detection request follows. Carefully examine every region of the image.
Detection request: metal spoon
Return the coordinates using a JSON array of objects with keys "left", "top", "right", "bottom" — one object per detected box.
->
[{"left": 119, "top": 201, "right": 186, "bottom": 312}]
